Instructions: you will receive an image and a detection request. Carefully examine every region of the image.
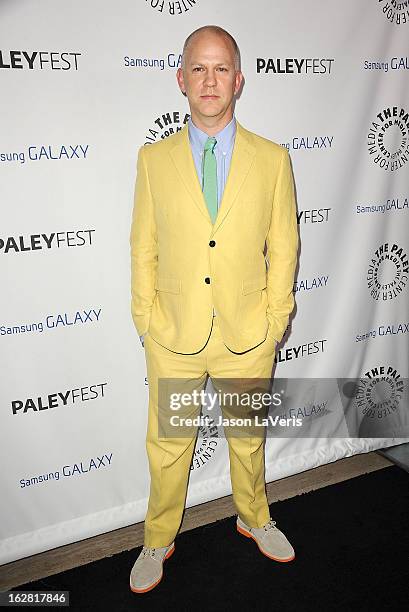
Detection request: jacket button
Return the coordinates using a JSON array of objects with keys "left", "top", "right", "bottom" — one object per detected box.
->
[
  {"left": 205, "top": 277, "right": 211, "bottom": 284},
  {"left": 209, "top": 240, "right": 216, "bottom": 247}
]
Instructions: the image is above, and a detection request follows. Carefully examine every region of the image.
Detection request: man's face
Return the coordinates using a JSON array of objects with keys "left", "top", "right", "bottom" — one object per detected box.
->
[{"left": 176, "top": 31, "right": 243, "bottom": 126}]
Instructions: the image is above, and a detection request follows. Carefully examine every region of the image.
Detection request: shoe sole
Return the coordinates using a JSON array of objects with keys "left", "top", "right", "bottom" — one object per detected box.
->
[
  {"left": 129, "top": 544, "right": 175, "bottom": 593},
  {"left": 237, "top": 524, "right": 295, "bottom": 562}
]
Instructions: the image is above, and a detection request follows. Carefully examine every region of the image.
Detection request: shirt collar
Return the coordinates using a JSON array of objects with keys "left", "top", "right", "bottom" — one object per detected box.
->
[{"left": 188, "top": 115, "right": 236, "bottom": 155}]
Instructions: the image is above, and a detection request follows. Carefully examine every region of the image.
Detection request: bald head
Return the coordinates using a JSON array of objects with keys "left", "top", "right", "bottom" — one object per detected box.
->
[
  {"left": 176, "top": 24, "right": 243, "bottom": 134},
  {"left": 181, "top": 25, "right": 241, "bottom": 71}
]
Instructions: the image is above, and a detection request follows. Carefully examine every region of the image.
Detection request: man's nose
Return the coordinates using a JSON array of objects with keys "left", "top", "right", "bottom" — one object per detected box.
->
[{"left": 204, "top": 69, "right": 216, "bottom": 87}]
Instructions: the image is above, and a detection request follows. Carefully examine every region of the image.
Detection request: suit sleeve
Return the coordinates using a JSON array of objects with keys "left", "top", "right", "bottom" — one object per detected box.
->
[
  {"left": 265, "top": 147, "right": 299, "bottom": 344},
  {"left": 129, "top": 145, "right": 158, "bottom": 336}
]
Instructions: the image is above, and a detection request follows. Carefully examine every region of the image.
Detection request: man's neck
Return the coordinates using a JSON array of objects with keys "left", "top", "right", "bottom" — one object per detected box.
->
[{"left": 190, "top": 110, "right": 234, "bottom": 136}]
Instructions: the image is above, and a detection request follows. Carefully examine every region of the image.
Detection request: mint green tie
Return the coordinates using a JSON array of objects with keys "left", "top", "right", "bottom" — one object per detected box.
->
[{"left": 202, "top": 137, "right": 218, "bottom": 224}]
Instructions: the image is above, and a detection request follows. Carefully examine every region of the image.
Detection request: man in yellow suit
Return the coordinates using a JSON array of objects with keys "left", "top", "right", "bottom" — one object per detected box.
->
[{"left": 129, "top": 25, "right": 299, "bottom": 593}]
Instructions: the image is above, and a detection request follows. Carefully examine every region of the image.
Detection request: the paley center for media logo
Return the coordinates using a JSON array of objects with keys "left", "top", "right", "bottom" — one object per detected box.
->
[
  {"left": 367, "top": 242, "right": 408, "bottom": 300},
  {"left": 377, "top": 0, "right": 409, "bottom": 25},
  {"left": 346, "top": 364, "right": 407, "bottom": 438},
  {"left": 145, "top": 0, "right": 199, "bottom": 15},
  {"left": 190, "top": 419, "right": 220, "bottom": 471},
  {"left": 144, "top": 111, "right": 190, "bottom": 144},
  {"left": 367, "top": 106, "right": 409, "bottom": 171}
]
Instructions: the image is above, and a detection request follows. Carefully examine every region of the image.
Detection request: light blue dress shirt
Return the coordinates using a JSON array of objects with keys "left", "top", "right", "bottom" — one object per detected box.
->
[{"left": 188, "top": 115, "right": 237, "bottom": 209}]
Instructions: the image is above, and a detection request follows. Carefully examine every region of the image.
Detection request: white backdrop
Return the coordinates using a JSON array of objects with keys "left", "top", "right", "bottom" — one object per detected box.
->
[{"left": 1, "top": 0, "right": 408, "bottom": 564}]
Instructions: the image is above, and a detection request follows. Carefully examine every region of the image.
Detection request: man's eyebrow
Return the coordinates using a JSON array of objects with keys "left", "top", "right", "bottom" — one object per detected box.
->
[{"left": 189, "top": 61, "right": 230, "bottom": 66}]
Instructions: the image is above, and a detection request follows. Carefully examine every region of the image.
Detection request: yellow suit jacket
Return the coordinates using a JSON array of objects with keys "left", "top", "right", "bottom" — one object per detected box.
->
[{"left": 130, "top": 121, "right": 299, "bottom": 354}]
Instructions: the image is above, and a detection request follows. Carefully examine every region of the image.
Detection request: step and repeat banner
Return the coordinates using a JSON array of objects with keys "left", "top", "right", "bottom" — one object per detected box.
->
[{"left": 1, "top": 0, "right": 408, "bottom": 564}]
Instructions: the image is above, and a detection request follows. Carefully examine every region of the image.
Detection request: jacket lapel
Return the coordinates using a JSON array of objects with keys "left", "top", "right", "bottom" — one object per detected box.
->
[
  {"left": 213, "top": 122, "right": 256, "bottom": 234},
  {"left": 169, "top": 126, "right": 212, "bottom": 224},
  {"left": 168, "top": 120, "right": 256, "bottom": 233}
]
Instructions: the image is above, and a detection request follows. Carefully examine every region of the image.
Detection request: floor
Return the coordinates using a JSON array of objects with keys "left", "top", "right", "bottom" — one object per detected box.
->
[
  {"left": 378, "top": 442, "right": 409, "bottom": 472},
  {"left": 0, "top": 450, "right": 393, "bottom": 592}
]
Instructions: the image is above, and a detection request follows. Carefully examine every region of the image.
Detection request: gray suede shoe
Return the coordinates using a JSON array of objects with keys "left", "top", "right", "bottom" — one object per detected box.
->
[
  {"left": 237, "top": 516, "right": 295, "bottom": 562},
  {"left": 130, "top": 543, "right": 175, "bottom": 593}
]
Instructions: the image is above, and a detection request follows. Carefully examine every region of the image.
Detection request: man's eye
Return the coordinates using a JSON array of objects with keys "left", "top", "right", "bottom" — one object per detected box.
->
[
  {"left": 193, "top": 66, "right": 203, "bottom": 72},
  {"left": 218, "top": 67, "right": 227, "bottom": 71}
]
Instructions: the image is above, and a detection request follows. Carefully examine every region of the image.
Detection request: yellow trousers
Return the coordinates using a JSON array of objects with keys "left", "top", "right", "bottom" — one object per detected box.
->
[{"left": 143, "top": 317, "right": 277, "bottom": 547}]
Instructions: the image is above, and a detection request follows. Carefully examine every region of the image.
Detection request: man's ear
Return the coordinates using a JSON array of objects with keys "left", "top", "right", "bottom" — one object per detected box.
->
[
  {"left": 176, "top": 67, "right": 186, "bottom": 95},
  {"left": 234, "top": 71, "right": 244, "bottom": 95}
]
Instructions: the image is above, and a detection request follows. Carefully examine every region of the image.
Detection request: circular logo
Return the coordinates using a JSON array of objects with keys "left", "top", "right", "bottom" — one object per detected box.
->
[
  {"left": 377, "top": 0, "right": 409, "bottom": 25},
  {"left": 367, "top": 242, "right": 408, "bottom": 300},
  {"left": 342, "top": 367, "right": 408, "bottom": 437},
  {"left": 355, "top": 366, "right": 406, "bottom": 436},
  {"left": 367, "top": 106, "right": 409, "bottom": 171},
  {"left": 145, "top": 0, "right": 200, "bottom": 16},
  {"left": 144, "top": 110, "right": 190, "bottom": 145},
  {"left": 190, "top": 418, "right": 220, "bottom": 471}
]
